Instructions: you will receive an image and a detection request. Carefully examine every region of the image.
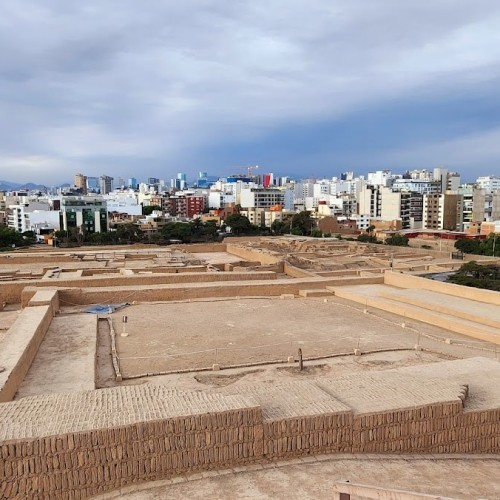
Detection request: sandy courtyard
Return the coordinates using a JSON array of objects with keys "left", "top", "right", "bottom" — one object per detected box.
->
[{"left": 112, "top": 297, "right": 496, "bottom": 377}]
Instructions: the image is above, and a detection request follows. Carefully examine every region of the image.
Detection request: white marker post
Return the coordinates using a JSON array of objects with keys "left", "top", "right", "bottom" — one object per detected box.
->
[{"left": 121, "top": 315, "right": 129, "bottom": 337}]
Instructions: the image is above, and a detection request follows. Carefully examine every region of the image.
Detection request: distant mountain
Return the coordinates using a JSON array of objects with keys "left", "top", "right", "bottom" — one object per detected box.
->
[
  {"left": 20, "top": 182, "right": 49, "bottom": 191},
  {"left": 0, "top": 180, "right": 51, "bottom": 191},
  {"left": 0, "top": 180, "right": 22, "bottom": 191}
]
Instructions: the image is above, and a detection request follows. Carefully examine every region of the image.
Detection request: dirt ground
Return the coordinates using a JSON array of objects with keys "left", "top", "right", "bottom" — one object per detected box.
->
[
  {"left": 11, "top": 295, "right": 499, "bottom": 398},
  {"left": 111, "top": 296, "right": 499, "bottom": 379},
  {"left": 15, "top": 314, "right": 97, "bottom": 398},
  {"left": 99, "top": 455, "right": 500, "bottom": 500},
  {"left": 0, "top": 308, "right": 21, "bottom": 344},
  {"left": 123, "top": 350, "right": 452, "bottom": 394},
  {"left": 186, "top": 252, "right": 244, "bottom": 265}
]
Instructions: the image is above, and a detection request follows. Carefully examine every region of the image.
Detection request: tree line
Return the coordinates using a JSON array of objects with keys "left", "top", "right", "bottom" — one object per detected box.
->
[{"left": 454, "top": 234, "right": 499, "bottom": 257}]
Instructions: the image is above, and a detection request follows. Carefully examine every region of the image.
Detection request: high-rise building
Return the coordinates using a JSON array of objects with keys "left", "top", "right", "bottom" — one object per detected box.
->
[
  {"left": 171, "top": 173, "right": 187, "bottom": 190},
  {"left": 128, "top": 178, "right": 138, "bottom": 189},
  {"left": 74, "top": 173, "right": 87, "bottom": 195},
  {"left": 433, "top": 168, "right": 460, "bottom": 193},
  {"left": 472, "top": 189, "right": 500, "bottom": 222},
  {"left": 423, "top": 192, "right": 463, "bottom": 230},
  {"left": 87, "top": 177, "right": 99, "bottom": 193},
  {"left": 262, "top": 173, "right": 274, "bottom": 188},
  {"left": 99, "top": 175, "right": 113, "bottom": 195}
]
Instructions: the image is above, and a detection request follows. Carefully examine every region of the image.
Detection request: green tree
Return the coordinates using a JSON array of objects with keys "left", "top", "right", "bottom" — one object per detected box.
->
[
  {"left": 115, "top": 223, "right": 143, "bottom": 243},
  {"left": 481, "top": 233, "right": 500, "bottom": 257},
  {"left": 357, "top": 233, "right": 378, "bottom": 243},
  {"left": 291, "top": 211, "right": 314, "bottom": 235},
  {"left": 0, "top": 225, "right": 25, "bottom": 248},
  {"left": 225, "top": 213, "right": 253, "bottom": 235},
  {"left": 161, "top": 222, "right": 193, "bottom": 242},
  {"left": 454, "top": 238, "right": 481, "bottom": 255},
  {"left": 271, "top": 219, "right": 289, "bottom": 235},
  {"left": 448, "top": 261, "right": 500, "bottom": 291},
  {"left": 385, "top": 234, "right": 409, "bottom": 246},
  {"left": 142, "top": 205, "right": 162, "bottom": 216},
  {"left": 200, "top": 220, "right": 219, "bottom": 241}
]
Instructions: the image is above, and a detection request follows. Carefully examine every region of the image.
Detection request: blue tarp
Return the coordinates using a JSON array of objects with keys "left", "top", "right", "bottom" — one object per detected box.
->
[{"left": 85, "top": 303, "right": 129, "bottom": 314}]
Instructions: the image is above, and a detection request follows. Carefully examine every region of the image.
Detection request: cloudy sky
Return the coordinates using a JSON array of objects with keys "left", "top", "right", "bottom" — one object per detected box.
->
[{"left": 1, "top": 0, "right": 500, "bottom": 185}]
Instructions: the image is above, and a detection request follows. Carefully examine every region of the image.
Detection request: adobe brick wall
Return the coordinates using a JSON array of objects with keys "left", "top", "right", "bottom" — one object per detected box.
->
[
  {"left": 0, "top": 305, "right": 55, "bottom": 402},
  {"left": 1, "top": 388, "right": 499, "bottom": 498},
  {"left": 384, "top": 272, "right": 500, "bottom": 306},
  {"left": 226, "top": 244, "right": 283, "bottom": 265},
  {"left": 264, "top": 413, "right": 353, "bottom": 458},
  {"left": 283, "top": 262, "right": 318, "bottom": 278},
  {"left": 45, "top": 276, "right": 383, "bottom": 306},
  {"left": 351, "top": 402, "right": 500, "bottom": 453},
  {"left": 0, "top": 254, "right": 75, "bottom": 265},
  {"left": 0, "top": 387, "right": 263, "bottom": 499},
  {"left": 27, "top": 289, "right": 60, "bottom": 313},
  {"left": 5, "top": 271, "right": 277, "bottom": 305}
]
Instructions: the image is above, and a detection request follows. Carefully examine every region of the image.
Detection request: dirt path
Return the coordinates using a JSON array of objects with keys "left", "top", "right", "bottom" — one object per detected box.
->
[{"left": 95, "top": 318, "right": 117, "bottom": 388}]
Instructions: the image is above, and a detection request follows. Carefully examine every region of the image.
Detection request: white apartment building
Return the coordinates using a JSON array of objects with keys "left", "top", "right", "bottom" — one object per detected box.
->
[
  {"left": 392, "top": 179, "right": 441, "bottom": 194},
  {"left": 60, "top": 196, "right": 109, "bottom": 233},
  {"left": 104, "top": 192, "right": 142, "bottom": 216},
  {"left": 476, "top": 176, "right": 500, "bottom": 192},
  {"left": 7, "top": 201, "right": 55, "bottom": 233},
  {"left": 357, "top": 185, "right": 382, "bottom": 218},
  {"left": 240, "top": 188, "right": 285, "bottom": 209},
  {"left": 367, "top": 170, "right": 394, "bottom": 187}
]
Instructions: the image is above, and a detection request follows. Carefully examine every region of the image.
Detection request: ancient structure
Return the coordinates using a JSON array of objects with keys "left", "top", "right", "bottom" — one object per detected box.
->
[{"left": 0, "top": 239, "right": 499, "bottom": 498}]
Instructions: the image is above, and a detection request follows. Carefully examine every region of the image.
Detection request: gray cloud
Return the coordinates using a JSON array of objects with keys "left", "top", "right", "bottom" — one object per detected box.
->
[{"left": 1, "top": 0, "right": 500, "bottom": 183}]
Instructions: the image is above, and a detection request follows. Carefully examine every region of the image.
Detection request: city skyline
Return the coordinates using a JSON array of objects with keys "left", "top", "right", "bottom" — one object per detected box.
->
[{"left": 1, "top": 1, "right": 500, "bottom": 184}]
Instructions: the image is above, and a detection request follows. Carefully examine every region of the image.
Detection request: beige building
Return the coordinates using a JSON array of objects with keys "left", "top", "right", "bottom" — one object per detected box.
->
[
  {"left": 240, "top": 207, "right": 283, "bottom": 228},
  {"left": 74, "top": 173, "right": 88, "bottom": 195},
  {"left": 472, "top": 189, "right": 500, "bottom": 223},
  {"left": 423, "top": 192, "right": 463, "bottom": 231}
]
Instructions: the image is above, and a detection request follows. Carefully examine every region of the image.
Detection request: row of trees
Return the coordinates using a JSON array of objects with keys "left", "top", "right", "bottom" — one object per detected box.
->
[
  {"left": 2, "top": 210, "right": 419, "bottom": 249},
  {"left": 454, "top": 234, "right": 499, "bottom": 257},
  {"left": 448, "top": 261, "right": 500, "bottom": 291},
  {"left": 0, "top": 226, "right": 36, "bottom": 249},
  {"left": 357, "top": 228, "right": 409, "bottom": 246}
]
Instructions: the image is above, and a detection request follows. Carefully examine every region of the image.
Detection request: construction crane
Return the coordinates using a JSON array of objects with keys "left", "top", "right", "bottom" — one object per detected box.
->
[
  {"left": 246, "top": 165, "right": 258, "bottom": 177},
  {"left": 226, "top": 165, "right": 259, "bottom": 178}
]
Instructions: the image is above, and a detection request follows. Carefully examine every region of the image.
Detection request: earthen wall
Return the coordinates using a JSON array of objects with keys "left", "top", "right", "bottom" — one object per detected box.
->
[
  {"left": 1, "top": 398, "right": 500, "bottom": 499},
  {"left": 47, "top": 276, "right": 384, "bottom": 306},
  {"left": 226, "top": 244, "right": 282, "bottom": 265},
  {"left": 0, "top": 305, "right": 55, "bottom": 402},
  {"left": 384, "top": 272, "right": 500, "bottom": 306},
  {"left": 4, "top": 271, "right": 276, "bottom": 305},
  {"left": 0, "top": 407, "right": 263, "bottom": 499}
]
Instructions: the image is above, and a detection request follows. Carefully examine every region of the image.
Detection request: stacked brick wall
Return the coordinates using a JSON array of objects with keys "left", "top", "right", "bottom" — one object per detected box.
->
[
  {"left": 1, "top": 394, "right": 500, "bottom": 498},
  {"left": 264, "top": 413, "right": 353, "bottom": 458},
  {"left": 0, "top": 387, "right": 263, "bottom": 499},
  {"left": 351, "top": 403, "right": 500, "bottom": 454},
  {"left": 0, "top": 305, "right": 55, "bottom": 402},
  {"left": 6, "top": 271, "right": 277, "bottom": 305}
]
